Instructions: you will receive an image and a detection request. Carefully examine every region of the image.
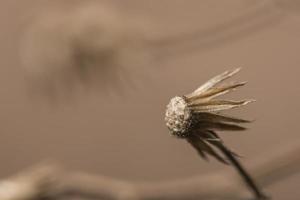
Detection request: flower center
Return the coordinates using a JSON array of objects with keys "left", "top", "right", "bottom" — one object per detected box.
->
[{"left": 165, "top": 96, "right": 192, "bottom": 137}]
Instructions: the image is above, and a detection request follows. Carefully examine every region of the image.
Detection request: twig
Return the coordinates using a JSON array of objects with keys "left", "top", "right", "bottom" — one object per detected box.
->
[{"left": 1, "top": 141, "right": 300, "bottom": 200}]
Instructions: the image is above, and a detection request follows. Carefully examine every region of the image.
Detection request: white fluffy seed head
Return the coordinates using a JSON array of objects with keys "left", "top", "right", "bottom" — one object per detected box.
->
[{"left": 165, "top": 96, "right": 192, "bottom": 137}]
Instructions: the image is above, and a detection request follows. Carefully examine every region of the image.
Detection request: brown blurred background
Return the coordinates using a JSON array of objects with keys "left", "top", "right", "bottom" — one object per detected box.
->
[{"left": 1, "top": 0, "right": 300, "bottom": 199}]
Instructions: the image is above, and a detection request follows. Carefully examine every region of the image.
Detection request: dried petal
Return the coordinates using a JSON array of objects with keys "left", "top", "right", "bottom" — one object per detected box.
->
[
  {"left": 189, "top": 82, "right": 247, "bottom": 102},
  {"left": 191, "top": 100, "right": 255, "bottom": 112},
  {"left": 195, "top": 121, "right": 247, "bottom": 131},
  {"left": 186, "top": 68, "right": 241, "bottom": 98},
  {"left": 195, "top": 112, "right": 251, "bottom": 124},
  {"left": 188, "top": 134, "right": 228, "bottom": 164}
]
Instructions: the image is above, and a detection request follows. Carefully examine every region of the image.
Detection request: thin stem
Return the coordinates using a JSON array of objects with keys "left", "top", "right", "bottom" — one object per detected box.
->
[{"left": 218, "top": 143, "right": 268, "bottom": 199}]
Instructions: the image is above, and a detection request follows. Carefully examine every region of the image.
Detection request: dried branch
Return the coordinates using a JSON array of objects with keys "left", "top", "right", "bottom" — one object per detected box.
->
[{"left": 1, "top": 140, "right": 299, "bottom": 200}]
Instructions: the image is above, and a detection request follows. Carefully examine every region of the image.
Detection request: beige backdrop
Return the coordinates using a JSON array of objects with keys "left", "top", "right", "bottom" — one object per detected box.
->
[{"left": 0, "top": 0, "right": 300, "bottom": 199}]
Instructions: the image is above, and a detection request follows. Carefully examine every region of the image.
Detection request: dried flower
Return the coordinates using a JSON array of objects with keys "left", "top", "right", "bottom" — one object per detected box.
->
[
  {"left": 165, "top": 68, "right": 253, "bottom": 162},
  {"left": 165, "top": 68, "right": 266, "bottom": 199}
]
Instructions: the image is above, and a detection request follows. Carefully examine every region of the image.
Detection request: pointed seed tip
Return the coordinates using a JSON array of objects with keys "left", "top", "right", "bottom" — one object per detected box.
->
[
  {"left": 226, "top": 67, "right": 242, "bottom": 77},
  {"left": 232, "top": 67, "right": 242, "bottom": 73},
  {"left": 244, "top": 99, "right": 256, "bottom": 104}
]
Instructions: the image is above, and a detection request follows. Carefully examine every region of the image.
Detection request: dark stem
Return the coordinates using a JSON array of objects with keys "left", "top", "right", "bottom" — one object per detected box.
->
[{"left": 218, "top": 143, "right": 268, "bottom": 199}]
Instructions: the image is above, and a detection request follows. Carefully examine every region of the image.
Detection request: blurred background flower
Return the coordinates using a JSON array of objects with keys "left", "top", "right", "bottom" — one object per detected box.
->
[
  {"left": 20, "top": 2, "right": 153, "bottom": 99},
  {"left": 20, "top": 0, "right": 286, "bottom": 101}
]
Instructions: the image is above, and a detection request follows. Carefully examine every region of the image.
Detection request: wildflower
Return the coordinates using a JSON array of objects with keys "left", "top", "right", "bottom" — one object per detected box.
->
[
  {"left": 165, "top": 68, "right": 266, "bottom": 199},
  {"left": 165, "top": 68, "right": 253, "bottom": 162}
]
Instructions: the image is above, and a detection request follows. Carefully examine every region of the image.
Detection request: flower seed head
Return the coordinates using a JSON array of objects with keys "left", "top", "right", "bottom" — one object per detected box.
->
[
  {"left": 165, "top": 68, "right": 254, "bottom": 139},
  {"left": 165, "top": 68, "right": 257, "bottom": 166},
  {"left": 165, "top": 96, "right": 192, "bottom": 137}
]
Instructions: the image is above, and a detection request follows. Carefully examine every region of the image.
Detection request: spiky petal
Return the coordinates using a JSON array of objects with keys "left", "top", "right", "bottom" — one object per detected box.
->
[{"left": 186, "top": 68, "right": 241, "bottom": 98}]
